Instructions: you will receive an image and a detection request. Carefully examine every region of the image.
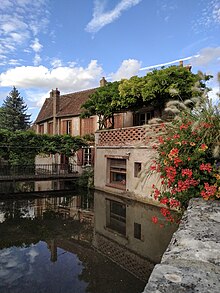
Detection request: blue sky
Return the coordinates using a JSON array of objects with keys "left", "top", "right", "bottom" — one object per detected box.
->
[{"left": 0, "top": 0, "right": 220, "bottom": 121}]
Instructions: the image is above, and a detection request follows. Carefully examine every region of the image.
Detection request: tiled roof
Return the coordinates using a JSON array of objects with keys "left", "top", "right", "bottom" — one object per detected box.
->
[{"left": 35, "top": 88, "right": 97, "bottom": 123}]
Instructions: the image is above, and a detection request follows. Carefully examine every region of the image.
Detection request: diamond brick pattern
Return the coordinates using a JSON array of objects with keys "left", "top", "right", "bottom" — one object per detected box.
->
[
  {"left": 98, "top": 125, "right": 164, "bottom": 146},
  {"left": 95, "top": 233, "right": 154, "bottom": 281}
]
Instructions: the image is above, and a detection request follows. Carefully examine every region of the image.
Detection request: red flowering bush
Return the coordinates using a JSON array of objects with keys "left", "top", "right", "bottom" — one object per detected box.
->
[{"left": 149, "top": 95, "right": 220, "bottom": 224}]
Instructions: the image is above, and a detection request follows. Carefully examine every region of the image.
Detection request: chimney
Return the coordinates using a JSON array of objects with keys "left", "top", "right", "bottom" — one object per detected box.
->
[
  {"left": 185, "top": 64, "right": 192, "bottom": 71},
  {"left": 100, "top": 77, "right": 107, "bottom": 87},
  {"left": 179, "top": 60, "right": 183, "bottom": 67},
  {"left": 50, "top": 88, "right": 60, "bottom": 116}
]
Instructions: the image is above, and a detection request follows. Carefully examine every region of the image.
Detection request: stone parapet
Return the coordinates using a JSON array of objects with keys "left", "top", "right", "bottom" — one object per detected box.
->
[{"left": 143, "top": 198, "right": 220, "bottom": 293}]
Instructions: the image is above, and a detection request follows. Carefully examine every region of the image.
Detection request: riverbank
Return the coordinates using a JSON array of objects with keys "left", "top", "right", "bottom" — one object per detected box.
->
[{"left": 143, "top": 198, "right": 220, "bottom": 292}]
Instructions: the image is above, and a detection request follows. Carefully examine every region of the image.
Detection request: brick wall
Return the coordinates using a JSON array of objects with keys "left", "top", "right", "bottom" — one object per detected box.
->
[{"left": 97, "top": 124, "right": 165, "bottom": 146}]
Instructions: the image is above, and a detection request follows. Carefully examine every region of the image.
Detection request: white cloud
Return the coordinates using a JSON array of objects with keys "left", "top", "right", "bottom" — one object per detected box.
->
[
  {"left": 111, "top": 59, "right": 141, "bottom": 80},
  {"left": 33, "top": 54, "right": 42, "bottom": 66},
  {"left": 208, "top": 86, "right": 219, "bottom": 105},
  {"left": 86, "top": 0, "right": 142, "bottom": 33},
  {"left": 191, "top": 47, "right": 220, "bottom": 66},
  {"left": 8, "top": 59, "right": 22, "bottom": 66},
  {"left": 0, "top": 60, "right": 103, "bottom": 92},
  {"left": 25, "top": 90, "right": 50, "bottom": 107},
  {"left": 213, "top": 1, "right": 220, "bottom": 23},
  {"left": 50, "top": 58, "right": 63, "bottom": 68},
  {"left": 27, "top": 247, "right": 39, "bottom": 264},
  {"left": 30, "top": 38, "right": 43, "bottom": 53},
  {"left": 193, "top": 0, "right": 220, "bottom": 32},
  {"left": 0, "top": 0, "right": 49, "bottom": 60}
]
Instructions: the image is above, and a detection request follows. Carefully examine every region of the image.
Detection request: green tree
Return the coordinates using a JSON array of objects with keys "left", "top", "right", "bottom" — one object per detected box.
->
[
  {"left": 118, "top": 66, "right": 211, "bottom": 114},
  {"left": 0, "top": 87, "right": 31, "bottom": 131},
  {"left": 81, "top": 81, "right": 120, "bottom": 129}
]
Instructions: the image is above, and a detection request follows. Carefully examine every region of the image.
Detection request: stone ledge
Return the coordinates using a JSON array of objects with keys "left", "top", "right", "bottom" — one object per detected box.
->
[{"left": 143, "top": 198, "right": 220, "bottom": 293}]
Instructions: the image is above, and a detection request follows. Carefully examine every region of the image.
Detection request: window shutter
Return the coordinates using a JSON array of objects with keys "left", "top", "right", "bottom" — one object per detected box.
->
[
  {"left": 91, "top": 148, "right": 95, "bottom": 166},
  {"left": 77, "top": 149, "right": 83, "bottom": 166}
]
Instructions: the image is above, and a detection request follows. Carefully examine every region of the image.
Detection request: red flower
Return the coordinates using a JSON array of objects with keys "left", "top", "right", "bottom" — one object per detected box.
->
[
  {"left": 169, "top": 148, "right": 179, "bottom": 157},
  {"left": 152, "top": 216, "right": 158, "bottom": 224},
  {"left": 154, "top": 188, "right": 160, "bottom": 200},
  {"left": 199, "top": 163, "right": 212, "bottom": 173},
  {"left": 160, "top": 197, "right": 169, "bottom": 205},
  {"left": 180, "top": 124, "right": 188, "bottom": 130},
  {"left": 165, "top": 166, "right": 177, "bottom": 182},
  {"left": 199, "top": 144, "right": 208, "bottom": 151},
  {"left": 160, "top": 208, "right": 170, "bottom": 217},
  {"left": 174, "top": 157, "right": 182, "bottom": 166},
  {"left": 181, "top": 169, "right": 193, "bottom": 178},
  {"left": 150, "top": 165, "right": 157, "bottom": 171},
  {"left": 158, "top": 136, "right": 164, "bottom": 144},
  {"left": 200, "top": 183, "right": 217, "bottom": 200},
  {"left": 169, "top": 198, "right": 181, "bottom": 208}
]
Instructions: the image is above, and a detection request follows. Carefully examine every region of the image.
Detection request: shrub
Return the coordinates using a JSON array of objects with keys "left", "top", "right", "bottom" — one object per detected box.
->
[{"left": 149, "top": 91, "right": 220, "bottom": 223}]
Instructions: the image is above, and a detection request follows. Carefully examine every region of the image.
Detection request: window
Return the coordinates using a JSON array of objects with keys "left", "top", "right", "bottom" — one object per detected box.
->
[
  {"left": 62, "top": 120, "right": 72, "bottom": 135},
  {"left": 134, "top": 110, "right": 154, "bottom": 126},
  {"left": 39, "top": 124, "right": 44, "bottom": 134},
  {"left": 48, "top": 122, "right": 53, "bottom": 135},
  {"left": 134, "top": 222, "right": 141, "bottom": 240},
  {"left": 66, "top": 120, "right": 72, "bottom": 134},
  {"left": 106, "top": 199, "right": 126, "bottom": 235},
  {"left": 134, "top": 162, "right": 142, "bottom": 177},
  {"left": 108, "top": 158, "right": 126, "bottom": 189},
  {"left": 83, "top": 147, "right": 92, "bottom": 166}
]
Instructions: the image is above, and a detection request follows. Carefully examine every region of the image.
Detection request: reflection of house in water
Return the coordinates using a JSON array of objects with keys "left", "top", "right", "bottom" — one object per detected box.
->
[
  {"left": 93, "top": 190, "right": 177, "bottom": 281},
  {"left": 34, "top": 180, "right": 66, "bottom": 192},
  {"left": 34, "top": 190, "right": 94, "bottom": 223}
]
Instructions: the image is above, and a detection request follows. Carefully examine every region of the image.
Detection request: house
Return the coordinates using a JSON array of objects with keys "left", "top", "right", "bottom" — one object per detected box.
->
[
  {"left": 94, "top": 121, "right": 164, "bottom": 199},
  {"left": 34, "top": 76, "right": 162, "bottom": 173},
  {"left": 34, "top": 76, "right": 165, "bottom": 196},
  {"left": 35, "top": 85, "right": 100, "bottom": 171},
  {"left": 94, "top": 61, "right": 193, "bottom": 199}
]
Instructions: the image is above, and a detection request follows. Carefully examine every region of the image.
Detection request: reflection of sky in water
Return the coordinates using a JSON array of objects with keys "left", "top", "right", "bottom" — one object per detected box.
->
[
  {"left": 0, "top": 241, "right": 87, "bottom": 293},
  {"left": 0, "top": 212, "right": 5, "bottom": 223}
]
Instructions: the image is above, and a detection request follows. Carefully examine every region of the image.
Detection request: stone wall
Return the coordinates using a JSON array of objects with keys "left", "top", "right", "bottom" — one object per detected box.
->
[{"left": 143, "top": 198, "right": 220, "bottom": 293}]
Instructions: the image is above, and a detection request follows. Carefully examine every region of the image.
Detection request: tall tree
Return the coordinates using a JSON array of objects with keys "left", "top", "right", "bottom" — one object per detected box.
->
[{"left": 0, "top": 87, "right": 31, "bottom": 131}]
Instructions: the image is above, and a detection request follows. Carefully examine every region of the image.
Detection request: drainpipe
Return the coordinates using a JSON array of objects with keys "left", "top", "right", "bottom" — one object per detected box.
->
[{"left": 50, "top": 88, "right": 60, "bottom": 135}]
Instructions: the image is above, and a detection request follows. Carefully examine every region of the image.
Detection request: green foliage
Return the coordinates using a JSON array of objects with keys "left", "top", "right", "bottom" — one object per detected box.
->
[
  {"left": 0, "top": 130, "right": 87, "bottom": 165},
  {"left": 81, "top": 67, "right": 211, "bottom": 130},
  {"left": 0, "top": 87, "right": 31, "bottom": 131},
  {"left": 119, "top": 66, "right": 211, "bottom": 112},
  {"left": 149, "top": 94, "right": 220, "bottom": 213},
  {"left": 76, "top": 167, "right": 94, "bottom": 188},
  {"left": 81, "top": 81, "right": 120, "bottom": 129}
]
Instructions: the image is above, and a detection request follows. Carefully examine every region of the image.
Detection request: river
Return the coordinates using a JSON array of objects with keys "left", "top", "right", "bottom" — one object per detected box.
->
[{"left": 0, "top": 180, "right": 177, "bottom": 293}]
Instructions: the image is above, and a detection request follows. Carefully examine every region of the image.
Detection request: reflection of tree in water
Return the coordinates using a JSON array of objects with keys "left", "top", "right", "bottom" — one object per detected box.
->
[
  {"left": 0, "top": 199, "right": 31, "bottom": 221},
  {"left": 0, "top": 197, "right": 94, "bottom": 250},
  {"left": 0, "top": 181, "right": 34, "bottom": 194},
  {"left": 0, "top": 195, "right": 144, "bottom": 293}
]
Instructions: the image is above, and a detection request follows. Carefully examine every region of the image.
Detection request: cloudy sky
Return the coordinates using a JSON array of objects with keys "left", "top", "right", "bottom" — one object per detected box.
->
[{"left": 0, "top": 0, "right": 220, "bottom": 121}]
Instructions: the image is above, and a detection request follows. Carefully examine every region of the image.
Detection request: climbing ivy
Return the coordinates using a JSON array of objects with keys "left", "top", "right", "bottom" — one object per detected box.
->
[{"left": 0, "top": 130, "right": 87, "bottom": 165}]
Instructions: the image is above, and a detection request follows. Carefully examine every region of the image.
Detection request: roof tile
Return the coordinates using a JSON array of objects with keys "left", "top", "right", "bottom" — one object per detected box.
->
[{"left": 35, "top": 88, "right": 97, "bottom": 123}]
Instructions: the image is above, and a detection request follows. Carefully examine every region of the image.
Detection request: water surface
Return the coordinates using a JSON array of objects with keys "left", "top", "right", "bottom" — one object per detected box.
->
[{"left": 0, "top": 185, "right": 177, "bottom": 293}]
